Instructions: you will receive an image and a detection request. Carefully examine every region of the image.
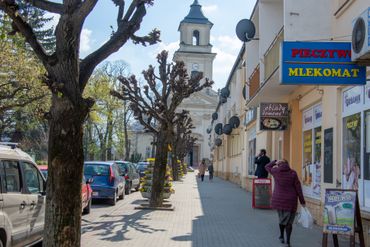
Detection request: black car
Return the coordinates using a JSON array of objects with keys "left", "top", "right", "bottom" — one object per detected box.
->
[
  {"left": 114, "top": 161, "right": 140, "bottom": 194},
  {"left": 137, "top": 161, "right": 149, "bottom": 178}
]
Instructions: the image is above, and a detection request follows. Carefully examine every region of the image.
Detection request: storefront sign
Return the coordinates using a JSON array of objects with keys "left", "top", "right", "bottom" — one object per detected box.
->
[
  {"left": 281, "top": 42, "right": 366, "bottom": 85},
  {"left": 323, "top": 189, "right": 356, "bottom": 235},
  {"left": 303, "top": 109, "right": 313, "bottom": 130},
  {"left": 343, "top": 86, "right": 363, "bottom": 113},
  {"left": 260, "top": 103, "right": 289, "bottom": 131}
]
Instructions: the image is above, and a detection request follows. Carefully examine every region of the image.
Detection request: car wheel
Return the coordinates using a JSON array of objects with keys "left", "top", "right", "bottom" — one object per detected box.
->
[
  {"left": 83, "top": 198, "right": 92, "bottom": 214},
  {"left": 110, "top": 191, "right": 117, "bottom": 206},
  {"left": 125, "top": 183, "right": 131, "bottom": 195},
  {"left": 119, "top": 188, "right": 124, "bottom": 200}
]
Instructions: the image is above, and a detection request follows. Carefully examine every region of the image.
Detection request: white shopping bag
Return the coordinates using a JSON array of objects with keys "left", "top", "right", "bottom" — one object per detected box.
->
[{"left": 296, "top": 207, "right": 314, "bottom": 229}]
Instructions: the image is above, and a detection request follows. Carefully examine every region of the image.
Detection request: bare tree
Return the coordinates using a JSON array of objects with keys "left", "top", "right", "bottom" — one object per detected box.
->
[
  {"left": 112, "top": 50, "right": 213, "bottom": 207},
  {"left": 171, "top": 110, "right": 194, "bottom": 181},
  {"left": 0, "top": 1, "right": 160, "bottom": 246}
]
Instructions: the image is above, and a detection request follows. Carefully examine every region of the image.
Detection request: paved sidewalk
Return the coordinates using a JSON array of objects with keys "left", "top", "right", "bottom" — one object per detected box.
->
[{"left": 81, "top": 173, "right": 347, "bottom": 247}]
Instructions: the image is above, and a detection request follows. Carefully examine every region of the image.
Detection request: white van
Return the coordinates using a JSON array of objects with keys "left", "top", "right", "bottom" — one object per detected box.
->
[{"left": 0, "top": 143, "right": 46, "bottom": 247}]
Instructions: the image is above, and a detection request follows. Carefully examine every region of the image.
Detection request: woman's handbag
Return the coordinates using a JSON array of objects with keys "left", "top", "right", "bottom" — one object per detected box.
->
[{"left": 296, "top": 207, "right": 314, "bottom": 229}]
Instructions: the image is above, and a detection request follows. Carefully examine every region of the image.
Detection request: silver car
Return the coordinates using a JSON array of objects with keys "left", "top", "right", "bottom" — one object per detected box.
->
[{"left": 0, "top": 143, "right": 46, "bottom": 247}]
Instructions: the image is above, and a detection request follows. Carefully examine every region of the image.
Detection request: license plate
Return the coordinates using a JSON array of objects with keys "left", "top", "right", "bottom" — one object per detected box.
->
[{"left": 93, "top": 192, "right": 99, "bottom": 196}]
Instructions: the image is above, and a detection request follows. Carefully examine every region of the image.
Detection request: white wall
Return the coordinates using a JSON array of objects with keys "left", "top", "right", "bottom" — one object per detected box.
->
[{"left": 284, "top": 0, "right": 333, "bottom": 41}]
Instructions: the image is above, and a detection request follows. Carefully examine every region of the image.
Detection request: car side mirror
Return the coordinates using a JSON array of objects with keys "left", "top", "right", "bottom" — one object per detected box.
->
[{"left": 86, "top": 178, "right": 93, "bottom": 184}]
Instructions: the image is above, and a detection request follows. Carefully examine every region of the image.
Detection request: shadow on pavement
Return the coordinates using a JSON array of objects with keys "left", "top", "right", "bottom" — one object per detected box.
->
[{"left": 81, "top": 207, "right": 166, "bottom": 242}]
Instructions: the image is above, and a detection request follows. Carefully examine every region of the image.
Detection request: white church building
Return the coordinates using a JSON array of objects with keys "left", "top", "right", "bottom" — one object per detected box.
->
[
  {"left": 131, "top": 0, "right": 218, "bottom": 165},
  {"left": 174, "top": 0, "right": 218, "bottom": 166}
]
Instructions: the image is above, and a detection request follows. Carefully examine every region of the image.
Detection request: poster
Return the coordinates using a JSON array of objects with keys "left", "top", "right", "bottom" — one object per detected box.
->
[{"left": 323, "top": 189, "right": 356, "bottom": 235}]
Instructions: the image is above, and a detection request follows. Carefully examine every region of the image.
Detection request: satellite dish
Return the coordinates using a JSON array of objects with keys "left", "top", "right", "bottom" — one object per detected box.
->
[
  {"left": 215, "top": 138, "right": 222, "bottom": 146},
  {"left": 220, "top": 87, "right": 230, "bottom": 98},
  {"left": 214, "top": 123, "right": 223, "bottom": 135},
  {"left": 220, "top": 96, "right": 227, "bottom": 104},
  {"left": 242, "top": 85, "right": 247, "bottom": 100},
  {"left": 206, "top": 126, "right": 212, "bottom": 134},
  {"left": 236, "top": 19, "right": 256, "bottom": 42},
  {"left": 352, "top": 17, "right": 365, "bottom": 53},
  {"left": 229, "top": 116, "right": 240, "bottom": 129},
  {"left": 212, "top": 112, "right": 218, "bottom": 121},
  {"left": 223, "top": 124, "right": 232, "bottom": 135}
]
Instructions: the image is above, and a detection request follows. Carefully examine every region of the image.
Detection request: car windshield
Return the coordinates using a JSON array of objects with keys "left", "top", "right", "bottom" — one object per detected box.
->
[
  {"left": 41, "top": 170, "right": 48, "bottom": 179},
  {"left": 137, "top": 163, "right": 148, "bottom": 171},
  {"left": 115, "top": 162, "right": 129, "bottom": 173},
  {"left": 84, "top": 164, "right": 110, "bottom": 176}
]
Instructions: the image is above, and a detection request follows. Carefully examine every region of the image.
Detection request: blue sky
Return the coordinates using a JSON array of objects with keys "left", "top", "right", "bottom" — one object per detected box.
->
[{"left": 51, "top": 0, "right": 257, "bottom": 90}]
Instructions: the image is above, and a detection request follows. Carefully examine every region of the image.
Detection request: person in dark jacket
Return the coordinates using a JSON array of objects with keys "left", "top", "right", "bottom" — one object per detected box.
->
[
  {"left": 265, "top": 159, "right": 306, "bottom": 247},
  {"left": 254, "top": 149, "right": 270, "bottom": 178},
  {"left": 208, "top": 162, "right": 214, "bottom": 181}
]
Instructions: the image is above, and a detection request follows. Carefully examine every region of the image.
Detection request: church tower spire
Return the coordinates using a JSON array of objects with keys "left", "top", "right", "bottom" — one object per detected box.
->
[{"left": 174, "top": 0, "right": 216, "bottom": 80}]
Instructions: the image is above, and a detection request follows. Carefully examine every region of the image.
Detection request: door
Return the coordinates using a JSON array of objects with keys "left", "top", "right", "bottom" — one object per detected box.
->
[
  {"left": 0, "top": 160, "right": 29, "bottom": 247},
  {"left": 20, "top": 162, "right": 45, "bottom": 244}
]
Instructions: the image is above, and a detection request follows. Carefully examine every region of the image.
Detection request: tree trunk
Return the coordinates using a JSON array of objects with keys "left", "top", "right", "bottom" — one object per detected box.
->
[
  {"left": 149, "top": 129, "right": 168, "bottom": 207},
  {"left": 44, "top": 96, "right": 88, "bottom": 247},
  {"left": 171, "top": 151, "right": 179, "bottom": 181},
  {"left": 123, "top": 110, "right": 130, "bottom": 160},
  {"left": 106, "top": 115, "right": 113, "bottom": 160}
]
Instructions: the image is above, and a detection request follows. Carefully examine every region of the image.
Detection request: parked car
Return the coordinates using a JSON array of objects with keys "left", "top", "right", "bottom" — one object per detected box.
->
[
  {"left": 84, "top": 161, "right": 125, "bottom": 205},
  {"left": 114, "top": 161, "right": 140, "bottom": 194},
  {"left": 137, "top": 161, "right": 149, "bottom": 178},
  {"left": 0, "top": 143, "right": 46, "bottom": 247},
  {"left": 81, "top": 176, "right": 93, "bottom": 214},
  {"left": 38, "top": 165, "right": 48, "bottom": 179}
]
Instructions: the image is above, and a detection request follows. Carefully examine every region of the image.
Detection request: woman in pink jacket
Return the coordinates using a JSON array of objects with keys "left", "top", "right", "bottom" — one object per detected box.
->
[
  {"left": 265, "top": 159, "right": 306, "bottom": 247},
  {"left": 198, "top": 159, "right": 207, "bottom": 182}
]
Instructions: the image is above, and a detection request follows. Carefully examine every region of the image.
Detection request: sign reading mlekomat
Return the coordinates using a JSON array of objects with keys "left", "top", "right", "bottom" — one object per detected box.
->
[{"left": 280, "top": 42, "right": 366, "bottom": 85}]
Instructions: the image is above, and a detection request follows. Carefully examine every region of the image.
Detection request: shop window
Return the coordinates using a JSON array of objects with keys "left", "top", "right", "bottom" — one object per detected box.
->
[
  {"left": 365, "top": 111, "right": 370, "bottom": 180},
  {"left": 342, "top": 113, "right": 361, "bottom": 190},
  {"left": 248, "top": 139, "right": 256, "bottom": 176},
  {"left": 303, "top": 130, "right": 313, "bottom": 187},
  {"left": 323, "top": 128, "right": 334, "bottom": 183},
  {"left": 302, "top": 104, "right": 322, "bottom": 198}
]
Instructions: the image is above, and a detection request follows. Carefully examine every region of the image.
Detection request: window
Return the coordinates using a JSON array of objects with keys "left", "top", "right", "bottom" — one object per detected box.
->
[
  {"left": 192, "top": 30, "right": 200, "bottom": 46},
  {"left": 302, "top": 104, "right": 322, "bottom": 198},
  {"left": 248, "top": 139, "right": 256, "bottom": 176},
  {"left": 2, "top": 160, "right": 22, "bottom": 193},
  {"left": 343, "top": 113, "right": 361, "bottom": 190},
  {"left": 84, "top": 164, "right": 110, "bottom": 176},
  {"left": 21, "top": 162, "right": 43, "bottom": 194},
  {"left": 364, "top": 111, "right": 370, "bottom": 180}
]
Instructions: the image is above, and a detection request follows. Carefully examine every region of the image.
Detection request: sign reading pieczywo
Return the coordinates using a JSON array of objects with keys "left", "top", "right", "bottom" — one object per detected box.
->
[{"left": 280, "top": 42, "right": 366, "bottom": 85}]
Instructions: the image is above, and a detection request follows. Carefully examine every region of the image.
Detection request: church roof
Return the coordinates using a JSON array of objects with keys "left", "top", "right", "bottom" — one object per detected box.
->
[{"left": 180, "top": 0, "right": 213, "bottom": 26}]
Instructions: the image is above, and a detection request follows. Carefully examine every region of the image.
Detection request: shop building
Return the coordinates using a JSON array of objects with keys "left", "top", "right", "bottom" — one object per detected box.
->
[{"left": 210, "top": 0, "right": 370, "bottom": 244}]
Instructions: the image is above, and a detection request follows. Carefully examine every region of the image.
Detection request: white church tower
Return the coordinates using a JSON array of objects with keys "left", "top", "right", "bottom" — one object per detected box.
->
[{"left": 174, "top": 0, "right": 218, "bottom": 166}]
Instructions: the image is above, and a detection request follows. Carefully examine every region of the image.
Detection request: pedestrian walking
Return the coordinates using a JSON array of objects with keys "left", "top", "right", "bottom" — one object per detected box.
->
[
  {"left": 254, "top": 149, "right": 270, "bottom": 178},
  {"left": 208, "top": 162, "right": 214, "bottom": 181},
  {"left": 265, "top": 159, "right": 306, "bottom": 247},
  {"left": 198, "top": 159, "right": 207, "bottom": 182}
]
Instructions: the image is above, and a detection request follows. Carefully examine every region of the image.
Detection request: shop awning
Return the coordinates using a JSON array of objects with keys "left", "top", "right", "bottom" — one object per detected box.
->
[{"left": 246, "top": 68, "right": 299, "bottom": 108}]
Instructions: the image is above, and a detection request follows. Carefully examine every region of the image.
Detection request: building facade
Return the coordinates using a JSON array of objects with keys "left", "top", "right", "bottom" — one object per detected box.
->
[
  {"left": 211, "top": 0, "right": 370, "bottom": 243},
  {"left": 174, "top": 0, "right": 218, "bottom": 166}
]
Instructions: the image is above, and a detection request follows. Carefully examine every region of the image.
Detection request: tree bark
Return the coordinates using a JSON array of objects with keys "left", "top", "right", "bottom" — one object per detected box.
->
[
  {"left": 44, "top": 95, "right": 88, "bottom": 247},
  {"left": 171, "top": 152, "right": 179, "bottom": 181},
  {"left": 124, "top": 109, "right": 130, "bottom": 160},
  {"left": 149, "top": 128, "right": 168, "bottom": 207},
  {"left": 106, "top": 111, "right": 113, "bottom": 160}
]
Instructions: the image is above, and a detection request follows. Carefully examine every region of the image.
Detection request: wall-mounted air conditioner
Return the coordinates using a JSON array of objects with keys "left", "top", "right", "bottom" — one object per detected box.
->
[{"left": 352, "top": 7, "right": 370, "bottom": 62}]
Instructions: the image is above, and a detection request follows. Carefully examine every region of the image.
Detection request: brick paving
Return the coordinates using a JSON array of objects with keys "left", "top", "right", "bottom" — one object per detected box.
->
[{"left": 81, "top": 173, "right": 350, "bottom": 247}]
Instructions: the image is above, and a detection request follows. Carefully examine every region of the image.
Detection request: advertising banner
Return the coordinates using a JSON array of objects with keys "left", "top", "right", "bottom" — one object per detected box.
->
[
  {"left": 323, "top": 189, "right": 356, "bottom": 235},
  {"left": 281, "top": 42, "right": 366, "bottom": 85},
  {"left": 260, "top": 103, "right": 289, "bottom": 131}
]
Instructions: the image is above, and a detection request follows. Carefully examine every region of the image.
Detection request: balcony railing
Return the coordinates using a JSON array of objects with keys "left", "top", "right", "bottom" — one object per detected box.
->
[{"left": 264, "top": 28, "right": 284, "bottom": 81}]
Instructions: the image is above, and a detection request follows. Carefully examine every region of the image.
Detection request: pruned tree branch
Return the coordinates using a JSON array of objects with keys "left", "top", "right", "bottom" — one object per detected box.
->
[
  {"left": 0, "top": 1, "right": 56, "bottom": 66},
  {"left": 79, "top": 0, "right": 160, "bottom": 89}
]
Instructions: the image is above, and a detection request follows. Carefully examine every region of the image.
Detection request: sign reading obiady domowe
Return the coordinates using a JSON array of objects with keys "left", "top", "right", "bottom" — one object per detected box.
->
[{"left": 280, "top": 42, "right": 366, "bottom": 85}]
